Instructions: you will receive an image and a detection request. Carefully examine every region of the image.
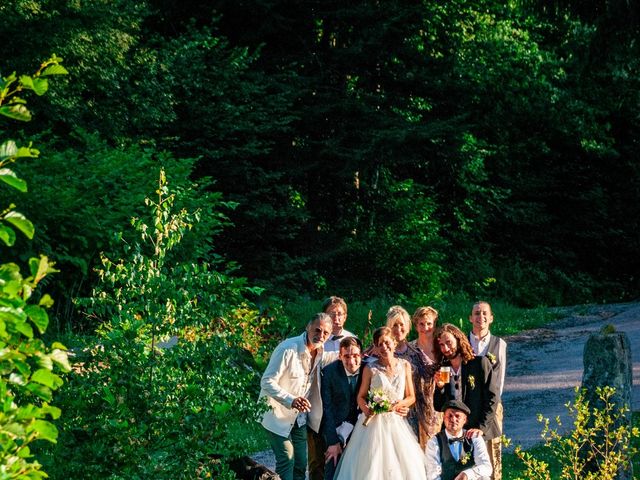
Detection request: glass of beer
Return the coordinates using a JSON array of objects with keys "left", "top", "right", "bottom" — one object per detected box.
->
[{"left": 439, "top": 366, "right": 451, "bottom": 383}]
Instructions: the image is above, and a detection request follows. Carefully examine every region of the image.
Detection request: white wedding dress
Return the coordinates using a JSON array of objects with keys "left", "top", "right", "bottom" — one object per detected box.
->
[{"left": 333, "top": 358, "right": 428, "bottom": 480}]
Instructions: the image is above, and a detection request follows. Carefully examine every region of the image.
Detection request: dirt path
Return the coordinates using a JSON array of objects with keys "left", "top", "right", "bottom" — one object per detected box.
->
[
  {"left": 252, "top": 302, "right": 640, "bottom": 469},
  {"left": 503, "top": 301, "right": 640, "bottom": 449}
]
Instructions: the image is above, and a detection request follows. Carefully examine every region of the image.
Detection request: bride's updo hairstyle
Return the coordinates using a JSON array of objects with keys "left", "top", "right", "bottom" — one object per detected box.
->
[{"left": 373, "top": 326, "right": 396, "bottom": 347}]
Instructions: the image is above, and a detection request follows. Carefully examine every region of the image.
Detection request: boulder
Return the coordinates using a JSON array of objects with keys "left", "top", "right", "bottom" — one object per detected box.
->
[{"left": 582, "top": 326, "right": 633, "bottom": 480}]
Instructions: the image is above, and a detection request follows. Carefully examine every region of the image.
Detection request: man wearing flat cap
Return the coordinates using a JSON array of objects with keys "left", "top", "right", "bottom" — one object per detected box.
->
[{"left": 425, "top": 400, "right": 492, "bottom": 480}]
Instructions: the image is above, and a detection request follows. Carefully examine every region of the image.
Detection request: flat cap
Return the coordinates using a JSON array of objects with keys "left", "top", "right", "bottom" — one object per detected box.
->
[{"left": 442, "top": 399, "right": 471, "bottom": 416}]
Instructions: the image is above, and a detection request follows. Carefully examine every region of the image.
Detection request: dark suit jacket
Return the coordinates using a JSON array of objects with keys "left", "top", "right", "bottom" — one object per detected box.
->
[
  {"left": 320, "top": 359, "right": 362, "bottom": 446},
  {"left": 433, "top": 356, "right": 501, "bottom": 440}
]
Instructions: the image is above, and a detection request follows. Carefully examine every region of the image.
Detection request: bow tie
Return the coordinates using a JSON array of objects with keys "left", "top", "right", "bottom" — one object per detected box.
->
[
  {"left": 332, "top": 335, "right": 344, "bottom": 340},
  {"left": 448, "top": 437, "right": 465, "bottom": 444}
]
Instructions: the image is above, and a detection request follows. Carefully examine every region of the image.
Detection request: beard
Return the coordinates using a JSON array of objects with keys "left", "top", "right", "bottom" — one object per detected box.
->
[{"left": 443, "top": 349, "right": 459, "bottom": 360}]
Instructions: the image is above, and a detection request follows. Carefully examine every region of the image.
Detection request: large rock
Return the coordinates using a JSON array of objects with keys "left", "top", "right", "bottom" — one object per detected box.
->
[{"left": 582, "top": 326, "right": 633, "bottom": 480}]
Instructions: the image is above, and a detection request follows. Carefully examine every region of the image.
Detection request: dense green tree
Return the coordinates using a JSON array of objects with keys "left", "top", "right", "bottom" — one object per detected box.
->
[{"left": 4, "top": 0, "right": 640, "bottom": 310}]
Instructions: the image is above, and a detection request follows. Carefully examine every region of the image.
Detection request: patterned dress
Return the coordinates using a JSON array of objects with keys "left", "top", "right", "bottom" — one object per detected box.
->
[{"left": 399, "top": 341, "right": 443, "bottom": 449}]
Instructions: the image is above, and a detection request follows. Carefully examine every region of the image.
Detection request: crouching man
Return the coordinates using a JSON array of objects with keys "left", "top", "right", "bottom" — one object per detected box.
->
[{"left": 426, "top": 400, "right": 492, "bottom": 480}]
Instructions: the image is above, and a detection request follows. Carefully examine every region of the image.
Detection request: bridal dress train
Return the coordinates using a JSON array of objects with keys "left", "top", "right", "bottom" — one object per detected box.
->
[{"left": 333, "top": 358, "right": 428, "bottom": 480}]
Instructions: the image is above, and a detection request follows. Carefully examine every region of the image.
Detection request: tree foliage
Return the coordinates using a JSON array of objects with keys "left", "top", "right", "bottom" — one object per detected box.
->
[
  {"left": 0, "top": 57, "right": 70, "bottom": 480},
  {"left": 44, "top": 171, "right": 271, "bottom": 479},
  {"left": 2, "top": 0, "right": 640, "bottom": 314}
]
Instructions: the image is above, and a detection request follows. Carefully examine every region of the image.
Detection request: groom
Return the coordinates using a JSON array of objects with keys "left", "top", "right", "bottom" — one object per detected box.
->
[{"left": 320, "top": 336, "right": 363, "bottom": 480}]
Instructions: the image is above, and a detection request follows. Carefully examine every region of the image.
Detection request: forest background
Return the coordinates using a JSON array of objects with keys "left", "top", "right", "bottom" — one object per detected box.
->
[{"left": 1, "top": 0, "right": 639, "bottom": 478}]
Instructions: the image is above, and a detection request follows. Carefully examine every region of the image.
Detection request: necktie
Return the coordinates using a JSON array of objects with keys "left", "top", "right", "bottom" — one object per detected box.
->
[
  {"left": 348, "top": 375, "right": 358, "bottom": 395},
  {"left": 448, "top": 437, "right": 463, "bottom": 461}
]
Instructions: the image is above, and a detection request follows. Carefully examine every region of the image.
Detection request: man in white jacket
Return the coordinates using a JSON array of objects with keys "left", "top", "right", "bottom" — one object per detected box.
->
[{"left": 259, "top": 313, "right": 335, "bottom": 480}]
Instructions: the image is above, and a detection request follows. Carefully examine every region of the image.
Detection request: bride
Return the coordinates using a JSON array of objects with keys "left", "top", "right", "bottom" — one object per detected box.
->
[{"left": 334, "top": 326, "right": 428, "bottom": 480}]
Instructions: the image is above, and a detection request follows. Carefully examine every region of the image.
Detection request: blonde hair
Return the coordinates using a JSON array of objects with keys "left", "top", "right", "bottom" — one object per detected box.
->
[
  {"left": 411, "top": 306, "right": 439, "bottom": 327},
  {"left": 385, "top": 305, "right": 411, "bottom": 331}
]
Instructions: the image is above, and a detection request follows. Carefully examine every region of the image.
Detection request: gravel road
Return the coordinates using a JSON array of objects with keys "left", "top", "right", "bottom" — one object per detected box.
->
[{"left": 503, "top": 301, "right": 640, "bottom": 450}]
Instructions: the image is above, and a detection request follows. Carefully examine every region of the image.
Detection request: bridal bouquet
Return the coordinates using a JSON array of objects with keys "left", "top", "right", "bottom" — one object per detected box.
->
[{"left": 362, "top": 388, "right": 392, "bottom": 426}]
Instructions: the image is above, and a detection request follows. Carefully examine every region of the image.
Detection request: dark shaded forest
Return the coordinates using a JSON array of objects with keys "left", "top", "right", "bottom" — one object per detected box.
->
[{"left": 2, "top": 0, "right": 639, "bottom": 327}]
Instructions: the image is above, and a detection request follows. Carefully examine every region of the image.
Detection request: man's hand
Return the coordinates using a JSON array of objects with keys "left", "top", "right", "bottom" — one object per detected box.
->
[
  {"left": 453, "top": 473, "right": 468, "bottom": 480},
  {"left": 465, "top": 428, "right": 483, "bottom": 439},
  {"left": 324, "top": 443, "right": 343, "bottom": 466}
]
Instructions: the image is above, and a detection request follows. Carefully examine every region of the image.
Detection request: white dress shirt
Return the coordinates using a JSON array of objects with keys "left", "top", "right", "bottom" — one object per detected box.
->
[
  {"left": 323, "top": 328, "right": 356, "bottom": 352},
  {"left": 425, "top": 430, "right": 493, "bottom": 480}
]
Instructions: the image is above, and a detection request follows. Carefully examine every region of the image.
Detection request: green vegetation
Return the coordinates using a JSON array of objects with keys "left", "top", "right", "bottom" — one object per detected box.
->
[
  {"left": 504, "top": 390, "right": 639, "bottom": 480},
  {"left": 2, "top": 0, "right": 640, "bottom": 325},
  {"left": 0, "top": 57, "right": 70, "bottom": 479},
  {"left": 40, "top": 172, "right": 270, "bottom": 478},
  {"left": 1, "top": 0, "right": 639, "bottom": 477}
]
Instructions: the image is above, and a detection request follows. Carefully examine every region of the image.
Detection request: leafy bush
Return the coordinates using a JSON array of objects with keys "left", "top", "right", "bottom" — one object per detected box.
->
[
  {"left": 44, "top": 170, "right": 270, "bottom": 479},
  {"left": 514, "top": 386, "right": 639, "bottom": 480},
  {"left": 0, "top": 57, "right": 70, "bottom": 479},
  {"left": 0, "top": 130, "right": 229, "bottom": 331}
]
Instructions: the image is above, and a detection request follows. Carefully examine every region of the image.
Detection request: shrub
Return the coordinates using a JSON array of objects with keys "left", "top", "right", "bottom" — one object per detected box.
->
[
  {"left": 514, "top": 386, "right": 639, "bottom": 480},
  {"left": 44, "top": 170, "right": 270, "bottom": 479},
  {"left": 0, "top": 57, "right": 70, "bottom": 479}
]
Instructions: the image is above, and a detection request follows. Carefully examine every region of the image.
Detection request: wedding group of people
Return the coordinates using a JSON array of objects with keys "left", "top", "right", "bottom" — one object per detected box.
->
[{"left": 259, "top": 297, "right": 507, "bottom": 480}]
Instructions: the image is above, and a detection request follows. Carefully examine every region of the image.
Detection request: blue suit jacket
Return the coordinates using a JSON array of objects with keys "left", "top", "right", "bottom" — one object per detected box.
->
[{"left": 320, "top": 359, "right": 362, "bottom": 446}]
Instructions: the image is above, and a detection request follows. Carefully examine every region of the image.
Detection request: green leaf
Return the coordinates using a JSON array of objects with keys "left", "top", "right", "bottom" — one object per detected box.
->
[
  {"left": 17, "top": 445, "right": 31, "bottom": 458},
  {"left": 15, "top": 320, "right": 33, "bottom": 338},
  {"left": 31, "top": 369, "right": 61, "bottom": 389},
  {"left": 16, "top": 145, "right": 39, "bottom": 158},
  {"left": 49, "top": 349, "right": 71, "bottom": 372},
  {"left": 3, "top": 422, "right": 25, "bottom": 437},
  {"left": 19, "top": 75, "right": 34, "bottom": 90},
  {"left": 40, "top": 64, "right": 68, "bottom": 76},
  {"left": 39, "top": 294, "right": 54, "bottom": 308},
  {"left": 31, "top": 419, "right": 58, "bottom": 443},
  {"left": 3, "top": 211, "right": 34, "bottom": 239},
  {"left": 0, "top": 224, "right": 16, "bottom": 246},
  {"left": 0, "top": 168, "right": 27, "bottom": 192},
  {"left": 25, "top": 305, "right": 48, "bottom": 334},
  {"left": 102, "top": 386, "right": 116, "bottom": 406},
  {"left": 40, "top": 403, "right": 62, "bottom": 420},
  {"left": 25, "top": 382, "right": 52, "bottom": 402},
  {"left": 0, "top": 104, "right": 32, "bottom": 121},
  {"left": 28, "top": 256, "right": 57, "bottom": 284},
  {"left": 31, "top": 78, "right": 48, "bottom": 96},
  {"left": 0, "top": 141, "right": 18, "bottom": 160}
]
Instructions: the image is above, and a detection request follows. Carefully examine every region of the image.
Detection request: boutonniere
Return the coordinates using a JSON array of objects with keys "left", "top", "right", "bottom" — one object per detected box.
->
[
  {"left": 486, "top": 352, "right": 496, "bottom": 365},
  {"left": 468, "top": 374, "right": 476, "bottom": 389},
  {"left": 459, "top": 451, "right": 472, "bottom": 465}
]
